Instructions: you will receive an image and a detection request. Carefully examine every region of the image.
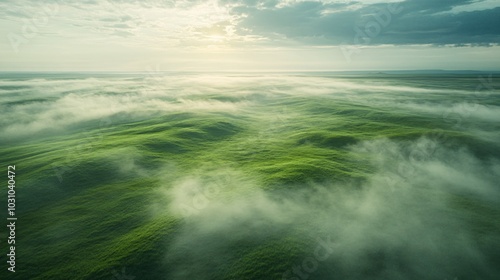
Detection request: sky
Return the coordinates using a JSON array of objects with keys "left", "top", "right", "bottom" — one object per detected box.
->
[{"left": 0, "top": 0, "right": 499, "bottom": 71}]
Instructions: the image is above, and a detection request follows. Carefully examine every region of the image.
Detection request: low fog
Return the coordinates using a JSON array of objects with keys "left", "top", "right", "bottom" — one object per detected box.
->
[
  {"left": 160, "top": 138, "right": 500, "bottom": 279},
  {"left": 1, "top": 74, "right": 499, "bottom": 142},
  {"left": 1, "top": 73, "right": 499, "bottom": 279}
]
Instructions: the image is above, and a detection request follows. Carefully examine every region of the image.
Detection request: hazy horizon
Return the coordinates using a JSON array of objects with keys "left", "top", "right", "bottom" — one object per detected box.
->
[{"left": 2, "top": 69, "right": 500, "bottom": 74}]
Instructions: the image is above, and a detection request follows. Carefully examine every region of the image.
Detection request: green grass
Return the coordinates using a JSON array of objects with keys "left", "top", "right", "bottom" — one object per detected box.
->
[{"left": 0, "top": 74, "right": 499, "bottom": 279}]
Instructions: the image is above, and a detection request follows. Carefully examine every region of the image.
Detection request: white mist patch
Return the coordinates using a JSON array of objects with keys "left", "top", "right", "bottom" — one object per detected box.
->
[
  {"left": 3, "top": 74, "right": 496, "bottom": 142},
  {"left": 164, "top": 168, "right": 271, "bottom": 221},
  {"left": 395, "top": 102, "right": 500, "bottom": 123},
  {"left": 108, "top": 148, "right": 151, "bottom": 178},
  {"left": 160, "top": 138, "right": 500, "bottom": 280},
  {"left": 355, "top": 138, "right": 500, "bottom": 199},
  {"left": 0, "top": 79, "right": 248, "bottom": 140}
]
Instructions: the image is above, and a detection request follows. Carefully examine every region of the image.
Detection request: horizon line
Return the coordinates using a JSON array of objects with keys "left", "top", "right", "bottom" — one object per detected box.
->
[{"left": 1, "top": 69, "right": 500, "bottom": 74}]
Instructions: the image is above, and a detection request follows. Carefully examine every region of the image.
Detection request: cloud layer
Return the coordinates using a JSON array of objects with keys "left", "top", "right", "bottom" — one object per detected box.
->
[
  {"left": 228, "top": 0, "right": 500, "bottom": 46},
  {"left": 1, "top": 73, "right": 499, "bottom": 142},
  {"left": 1, "top": 0, "right": 499, "bottom": 70},
  {"left": 2, "top": 73, "right": 499, "bottom": 279},
  {"left": 160, "top": 138, "right": 500, "bottom": 279}
]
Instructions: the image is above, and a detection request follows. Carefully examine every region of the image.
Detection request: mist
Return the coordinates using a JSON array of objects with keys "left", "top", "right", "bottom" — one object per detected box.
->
[
  {"left": 1, "top": 73, "right": 499, "bottom": 279},
  {"left": 158, "top": 137, "right": 500, "bottom": 279},
  {"left": 2, "top": 74, "right": 498, "bottom": 141}
]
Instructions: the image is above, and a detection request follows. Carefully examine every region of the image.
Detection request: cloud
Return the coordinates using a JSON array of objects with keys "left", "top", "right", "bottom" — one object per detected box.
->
[
  {"left": 1, "top": 0, "right": 499, "bottom": 70},
  {"left": 2, "top": 0, "right": 498, "bottom": 50},
  {"left": 2, "top": 71, "right": 499, "bottom": 278},
  {"left": 158, "top": 137, "right": 500, "bottom": 279},
  {"left": 227, "top": 0, "right": 500, "bottom": 46},
  {"left": 0, "top": 76, "right": 249, "bottom": 141},
  {"left": 2, "top": 73, "right": 498, "bottom": 142}
]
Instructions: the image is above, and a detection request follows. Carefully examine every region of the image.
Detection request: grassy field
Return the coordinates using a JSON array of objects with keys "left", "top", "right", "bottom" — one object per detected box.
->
[{"left": 1, "top": 73, "right": 499, "bottom": 279}]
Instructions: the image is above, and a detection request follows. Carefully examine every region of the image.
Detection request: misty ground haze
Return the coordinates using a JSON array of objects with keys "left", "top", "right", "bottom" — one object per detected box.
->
[{"left": 1, "top": 73, "right": 499, "bottom": 279}]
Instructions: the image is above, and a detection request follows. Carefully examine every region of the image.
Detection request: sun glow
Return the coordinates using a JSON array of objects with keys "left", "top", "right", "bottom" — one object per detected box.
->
[{"left": 206, "top": 34, "right": 226, "bottom": 43}]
